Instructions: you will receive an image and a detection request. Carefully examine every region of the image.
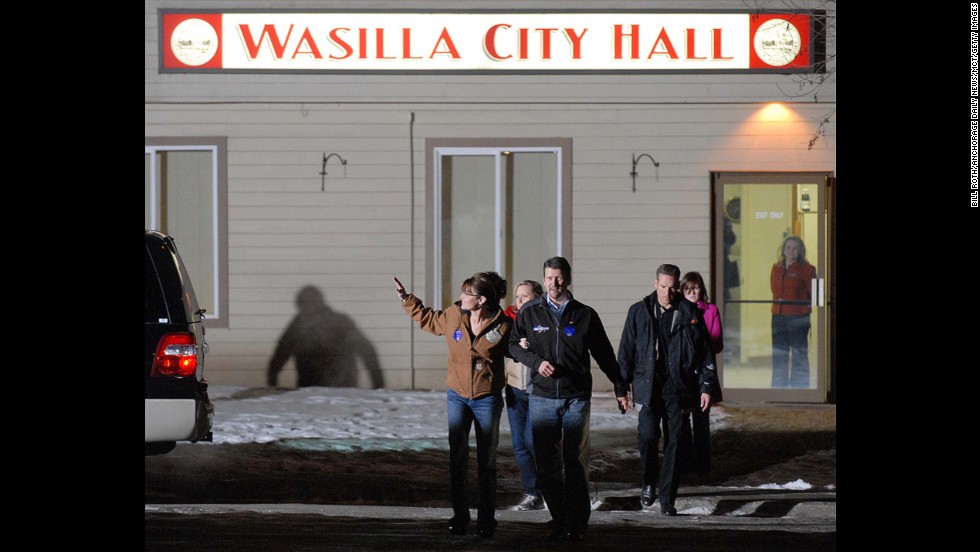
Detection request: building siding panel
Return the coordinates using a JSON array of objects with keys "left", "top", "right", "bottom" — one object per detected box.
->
[{"left": 146, "top": 0, "right": 835, "bottom": 389}]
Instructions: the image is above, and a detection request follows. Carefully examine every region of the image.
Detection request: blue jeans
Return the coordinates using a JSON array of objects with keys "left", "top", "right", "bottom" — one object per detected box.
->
[
  {"left": 529, "top": 395, "right": 591, "bottom": 534},
  {"left": 772, "top": 314, "right": 811, "bottom": 388},
  {"left": 447, "top": 389, "right": 503, "bottom": 529},
  {"left": 505, "top": 386, "right": 538, "bottom": 497}
]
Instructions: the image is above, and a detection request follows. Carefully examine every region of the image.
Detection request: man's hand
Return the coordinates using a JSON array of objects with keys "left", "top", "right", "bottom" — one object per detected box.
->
[
  {"left": 617, "top": 394, "right": 631, "bottom": 414},
  {"left": 538, "top": 360, "right": 557, "bottom": 377},
  {"left": 700, "top": 392, "right": 711, "bottom": 412}
]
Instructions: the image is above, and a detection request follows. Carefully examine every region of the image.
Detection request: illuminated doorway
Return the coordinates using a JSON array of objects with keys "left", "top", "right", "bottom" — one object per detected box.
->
[{"left": 713, "top": 172, "right": 833, "bottom": 402}]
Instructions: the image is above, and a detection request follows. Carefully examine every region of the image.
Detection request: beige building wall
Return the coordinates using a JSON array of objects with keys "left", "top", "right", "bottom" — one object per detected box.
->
[{"left": 145, "top": 0, "right": 837, "bottom": 390}]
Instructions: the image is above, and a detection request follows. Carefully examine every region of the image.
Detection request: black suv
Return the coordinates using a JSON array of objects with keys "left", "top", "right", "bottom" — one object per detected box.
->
[{"left": 145, "top": 230, "right": 213, "bottom": 455}]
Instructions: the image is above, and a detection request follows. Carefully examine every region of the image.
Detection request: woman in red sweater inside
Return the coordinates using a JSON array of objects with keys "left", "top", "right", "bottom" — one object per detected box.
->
[{"left": 770, "top": 236, "right": 816, "bottom": 388}]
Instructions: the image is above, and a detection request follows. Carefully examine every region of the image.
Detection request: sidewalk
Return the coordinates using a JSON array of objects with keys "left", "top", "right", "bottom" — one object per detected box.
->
[
  {"left": 146, "top": 485, "right": 836, "bottom": 551},
  {"left": 146, "top": 390, "right": 835, "bottom": 550},
  {"left": 147, "top": 483, "right": 836, "bottom": 529}
]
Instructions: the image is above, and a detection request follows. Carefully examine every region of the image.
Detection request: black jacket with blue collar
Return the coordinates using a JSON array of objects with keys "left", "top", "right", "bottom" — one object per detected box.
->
[{"left": 509, "top": 294, "right": 628, "bottom": 400}]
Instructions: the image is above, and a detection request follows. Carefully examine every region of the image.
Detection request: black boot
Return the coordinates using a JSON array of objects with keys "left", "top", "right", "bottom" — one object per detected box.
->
[{"left": 448, "top": 515, "right": 469, "bottom": 535}]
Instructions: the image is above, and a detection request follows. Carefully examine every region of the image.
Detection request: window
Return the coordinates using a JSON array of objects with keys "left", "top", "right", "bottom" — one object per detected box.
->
[
  {"left": 428, "top": 139, "right": 571, "bottom": 307},
  {"left": 144, "top": 137, "right": 228, "bottom": 327}
]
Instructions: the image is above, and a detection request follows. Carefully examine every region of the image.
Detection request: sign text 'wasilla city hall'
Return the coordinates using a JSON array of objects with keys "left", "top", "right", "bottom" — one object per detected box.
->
[{"left": 161, "top": 12, "right": 823, "bottom": 73}]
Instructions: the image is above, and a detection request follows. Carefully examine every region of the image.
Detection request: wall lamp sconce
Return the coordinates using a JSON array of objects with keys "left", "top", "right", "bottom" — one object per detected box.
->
[
  {"left": 320, "top": 152, "right": 348, "bottom": 191},
  {"left": 630, "top": 153, "right": 660, "bottom": 193}
]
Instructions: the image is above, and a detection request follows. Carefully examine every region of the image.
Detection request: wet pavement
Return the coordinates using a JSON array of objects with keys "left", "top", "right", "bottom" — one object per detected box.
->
[
  {"left": 146, "top": 401, "right": 835, "bottom": 550},
  {"left": 146, "top": 484, "right": 835, "bottom": 550}
]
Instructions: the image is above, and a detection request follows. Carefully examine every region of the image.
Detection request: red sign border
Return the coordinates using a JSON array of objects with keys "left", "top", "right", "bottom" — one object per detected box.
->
[{"left": 158, "top": 9, "right": 824, "bottom": 75}]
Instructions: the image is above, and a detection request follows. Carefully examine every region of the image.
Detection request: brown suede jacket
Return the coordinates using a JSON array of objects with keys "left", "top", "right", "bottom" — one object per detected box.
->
[{"left": 402, "top": 294, "right": 513, "bottom": 399}]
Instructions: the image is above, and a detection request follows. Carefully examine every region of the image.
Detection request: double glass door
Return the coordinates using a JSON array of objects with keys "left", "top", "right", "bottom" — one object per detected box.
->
[
  {"left": 433, "top": 146, "right": 565, "bottom": 308},
  {"left": 713, "top": 172, "right": 833, "bottom": 402}
]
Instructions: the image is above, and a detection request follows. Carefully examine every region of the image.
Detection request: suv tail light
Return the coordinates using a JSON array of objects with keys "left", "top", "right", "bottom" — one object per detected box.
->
[{"left": 152, "top": 333, "right": 199, "bottom": 377}]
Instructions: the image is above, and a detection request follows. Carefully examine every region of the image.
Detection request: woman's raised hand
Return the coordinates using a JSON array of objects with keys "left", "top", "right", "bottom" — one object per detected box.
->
[{"left": 393, "top": 276, "right": 408, "bottom": 299}]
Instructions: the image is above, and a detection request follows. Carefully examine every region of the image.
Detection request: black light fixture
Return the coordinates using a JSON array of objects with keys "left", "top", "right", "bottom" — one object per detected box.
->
[
  {"left": 320, "top": 153, "right": 348, "bottom": 191},
  {"left": 630, "top": 153, "right": 660, "bottom": 193}
]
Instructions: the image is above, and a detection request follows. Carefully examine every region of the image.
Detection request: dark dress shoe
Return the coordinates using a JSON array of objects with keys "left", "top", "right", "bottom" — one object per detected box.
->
[
  {"left": 448, "top": 516, "right": 469, "bottom": 535},
  {"left": 661, "top": 504, "right": 677, "bottom": 516},
  {"left": 477, "top": 520, "right": 497, "bottom": 539},
  {"left": 640, "top": 485, "right": 656, "bottom": 507},
  {"left": 545, "top": 519, "right": 567, "bottom": 541}
]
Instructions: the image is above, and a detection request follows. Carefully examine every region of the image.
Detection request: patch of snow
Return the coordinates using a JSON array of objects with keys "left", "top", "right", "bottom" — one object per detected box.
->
[{"left": 757, "top": 479, "right": 812, "bottom": 490}]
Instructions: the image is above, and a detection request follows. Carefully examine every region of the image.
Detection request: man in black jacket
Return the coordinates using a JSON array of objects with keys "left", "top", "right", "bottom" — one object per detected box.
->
[
  {"left": 618, "top": 264, "right": 719, "bottom": 515},
  {"left": 509, "top": 256, "right": 630, "bottom": 542}
]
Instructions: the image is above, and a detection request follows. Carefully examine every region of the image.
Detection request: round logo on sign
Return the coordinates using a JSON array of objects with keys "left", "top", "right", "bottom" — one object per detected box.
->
[
  {"left": 753, "top": 19, "right": 801, "bottom": 67},
  {"left": 171, "top": 18, "right": 219, "bottom": 67}
]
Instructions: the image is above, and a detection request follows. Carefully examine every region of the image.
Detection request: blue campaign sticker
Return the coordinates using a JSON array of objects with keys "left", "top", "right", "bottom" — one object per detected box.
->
[
  {"left": 564, "top": 326, "right": 576, "bottom": 337},
  {"left": 453, "top": 329, "right": 463, "bottom": 342}
]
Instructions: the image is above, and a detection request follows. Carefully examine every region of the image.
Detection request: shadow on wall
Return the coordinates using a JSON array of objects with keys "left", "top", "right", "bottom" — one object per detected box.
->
[{"left": 267, "top": 285, "right": 384, "bottom": 389}]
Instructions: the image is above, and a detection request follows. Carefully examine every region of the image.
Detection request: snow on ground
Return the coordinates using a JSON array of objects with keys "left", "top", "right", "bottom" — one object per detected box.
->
[
  {"left": 152, "top": 386, "right": 832, "bottom": 503},
  {"left": 757, "top": 479, "right": 812, "bottom": 490},
  {"left": 208, "top": 385, "right": 730, "bottom": 449}
]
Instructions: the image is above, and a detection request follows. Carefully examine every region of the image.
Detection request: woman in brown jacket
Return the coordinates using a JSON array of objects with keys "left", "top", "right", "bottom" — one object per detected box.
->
[{"left": 393, "top": 272, "right": 512, "bottom": 539}]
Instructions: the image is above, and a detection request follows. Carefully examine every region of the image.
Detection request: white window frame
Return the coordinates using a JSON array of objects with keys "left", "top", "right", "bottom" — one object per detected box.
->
[
  {"left": 432, "top": 146, "right": 564, "bottom": 307},
  {"left": 145, "top": 137, "right": 228, "bottom": 327}
]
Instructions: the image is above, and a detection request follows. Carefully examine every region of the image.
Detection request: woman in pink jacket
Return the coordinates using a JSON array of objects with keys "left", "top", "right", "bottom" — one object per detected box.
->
[
  {"left": 680, "top": 271, "right": 722, "bottom": 474},
  {"left": 680, "top": 272, "right": 722, "bottom": 355}
]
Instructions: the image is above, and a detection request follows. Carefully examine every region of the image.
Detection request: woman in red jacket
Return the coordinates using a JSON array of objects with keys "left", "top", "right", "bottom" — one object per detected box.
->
[{"left": 770, "top": 236, "right": 816, "bottom": 388}]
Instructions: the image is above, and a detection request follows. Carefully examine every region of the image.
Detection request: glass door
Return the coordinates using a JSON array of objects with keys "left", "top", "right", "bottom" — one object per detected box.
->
[
  {"left": 713, "top": 172, "right": 832, "bottom": 402},
  {"left": 434, "top": 147, "right": 562, "bottom": 308}
]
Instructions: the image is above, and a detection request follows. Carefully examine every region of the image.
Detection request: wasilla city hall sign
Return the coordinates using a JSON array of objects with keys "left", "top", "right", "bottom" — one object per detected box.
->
[{"left": 160, "top": 10, "right": 825, "bottom": 74}]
